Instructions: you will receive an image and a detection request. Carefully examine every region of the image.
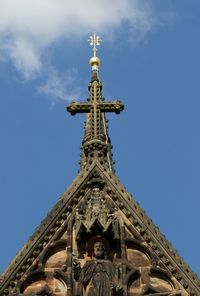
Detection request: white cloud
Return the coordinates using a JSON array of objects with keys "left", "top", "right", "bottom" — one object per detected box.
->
[
  {"left": 38, "top": 67, "right": 81, "bottom": 104},
  {"left": 0, "top": 0, "right": 175, "bottom": 101}
]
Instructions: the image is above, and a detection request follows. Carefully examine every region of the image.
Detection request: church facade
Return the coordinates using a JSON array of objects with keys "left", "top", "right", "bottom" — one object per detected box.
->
[{"left": 0, "top": 34, "right": 199, "bottom": 296}]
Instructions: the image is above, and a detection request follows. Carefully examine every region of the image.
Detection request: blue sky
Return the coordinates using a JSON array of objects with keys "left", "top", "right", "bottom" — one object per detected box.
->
[{"left": 0, "top": 0, "right": 200, "bottom": 277}]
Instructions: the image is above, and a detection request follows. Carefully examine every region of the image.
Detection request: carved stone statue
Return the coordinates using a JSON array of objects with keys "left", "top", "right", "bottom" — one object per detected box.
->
[{"left": 73, "top": 240, "right": 123, "bottom": 296}]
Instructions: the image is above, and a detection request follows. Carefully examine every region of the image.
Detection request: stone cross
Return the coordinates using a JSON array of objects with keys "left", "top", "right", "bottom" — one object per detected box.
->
[
  {"left": 67, "top": 93, "right": 124, "bottom": 140},
  {"left": 67, "top": 32, "right": 123, "bottom": 144}
]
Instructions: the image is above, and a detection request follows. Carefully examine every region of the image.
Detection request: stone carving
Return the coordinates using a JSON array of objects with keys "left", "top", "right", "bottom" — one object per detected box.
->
[
  {"left": 75, "top": 187, "right": 120, "bottom": 240},
  {"left": 73, "top": 240, "right": 123, "bottom": 296}
]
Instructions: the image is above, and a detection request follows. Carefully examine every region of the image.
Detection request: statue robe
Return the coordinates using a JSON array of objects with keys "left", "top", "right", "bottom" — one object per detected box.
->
[{"left": 77, "top": 259, "right": 115, "bottom": 296}]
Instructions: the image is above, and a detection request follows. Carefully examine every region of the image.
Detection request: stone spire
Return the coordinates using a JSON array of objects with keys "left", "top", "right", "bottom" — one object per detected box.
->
[{"left": 67, "top": 33, "right": 124, "bottom": 172}]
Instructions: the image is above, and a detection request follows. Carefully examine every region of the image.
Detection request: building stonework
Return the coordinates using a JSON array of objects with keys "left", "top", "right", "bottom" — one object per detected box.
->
[{"left": 1, "top": 37, "right": 199, "bottom": 296}]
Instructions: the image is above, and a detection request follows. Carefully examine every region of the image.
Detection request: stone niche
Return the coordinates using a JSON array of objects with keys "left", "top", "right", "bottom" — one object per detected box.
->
[
  {"left": 21, "top": 240, "right": 68, "bottom": 296},
  {"left": 39, "top": 240, "right": 68, "bottom": 271},
  {"left": 22, "top": 272, "right": 67, "bottom": 296},
  {"left": 128, "top": 267, "right": 176, "bottom": 296},
  {"left": 126, "top": 245, "right": 151, "bottom": 268}
]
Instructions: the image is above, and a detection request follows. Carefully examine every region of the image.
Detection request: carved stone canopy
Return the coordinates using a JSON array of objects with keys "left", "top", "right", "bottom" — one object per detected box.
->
[{"left": 75, "top": 187, "right": 120, "bottom": 242}]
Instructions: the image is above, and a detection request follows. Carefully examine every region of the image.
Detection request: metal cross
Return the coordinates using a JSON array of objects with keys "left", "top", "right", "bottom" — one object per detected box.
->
[{"left": 88, "top": 32, "right": 102, "bottom": 57}]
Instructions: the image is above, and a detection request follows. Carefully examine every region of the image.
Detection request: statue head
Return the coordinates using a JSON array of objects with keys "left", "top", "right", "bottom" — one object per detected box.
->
[{"left": 93, "top": 241, "right": 105, "bottom": 259}]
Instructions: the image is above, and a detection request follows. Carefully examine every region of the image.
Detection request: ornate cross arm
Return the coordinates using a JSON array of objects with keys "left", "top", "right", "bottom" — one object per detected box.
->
[
  {"left": 67, "top": 100, "right": 124, "bottom": 116},
  {"left": 98, "top": 100, "right": 124, "bottom": 114},
  {"left": 67, "top": 102, "right": 91, "bottom": 115}
]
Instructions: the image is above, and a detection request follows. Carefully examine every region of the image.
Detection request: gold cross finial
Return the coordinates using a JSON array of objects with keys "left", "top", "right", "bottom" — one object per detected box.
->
[{"left": 88, "top": 32, "right": 102, "bottom": 57}]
